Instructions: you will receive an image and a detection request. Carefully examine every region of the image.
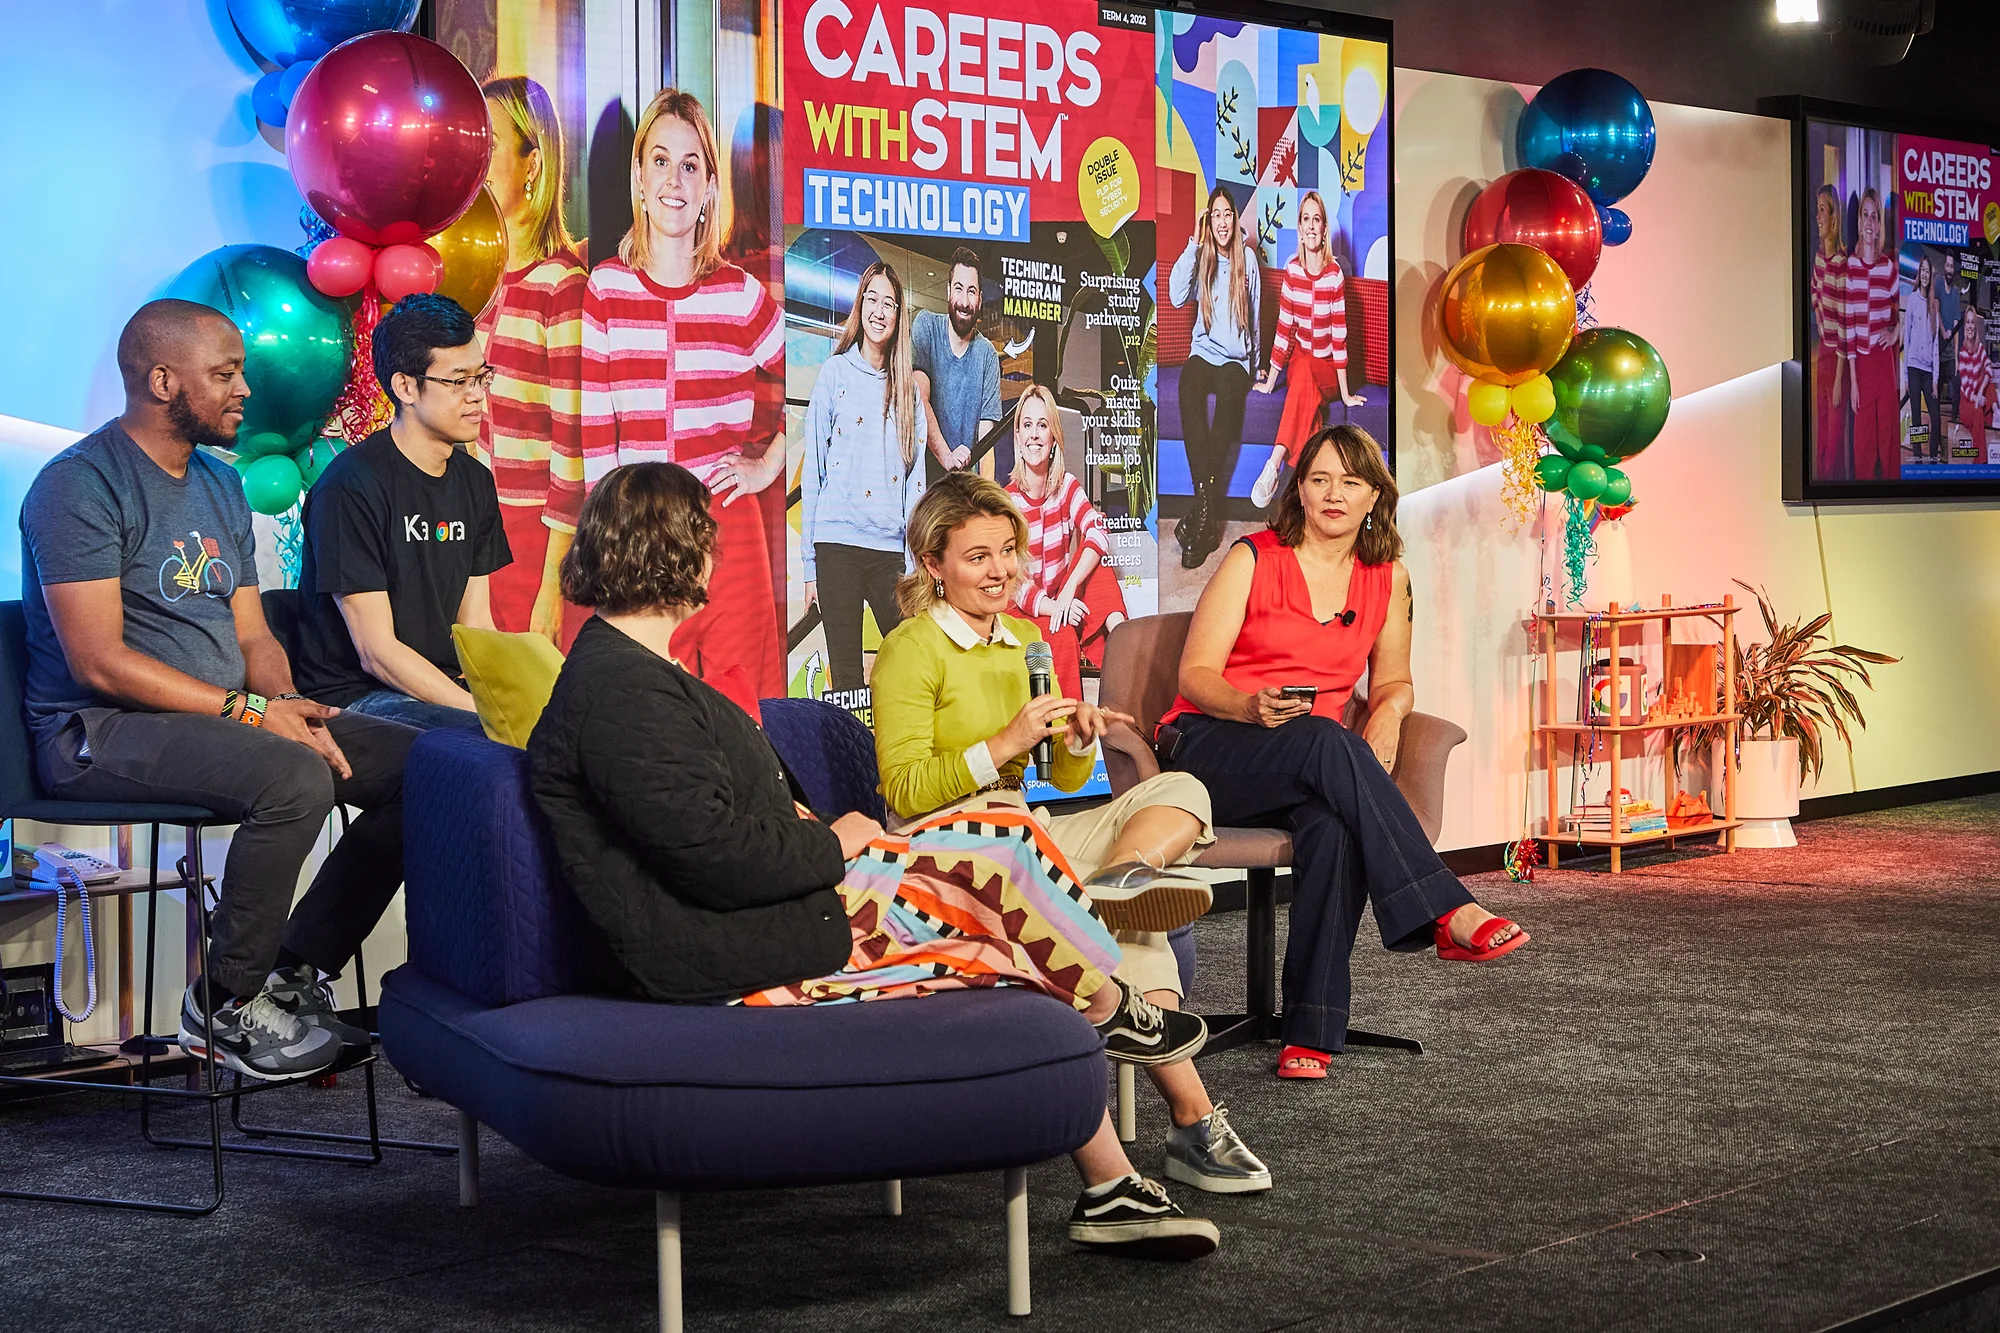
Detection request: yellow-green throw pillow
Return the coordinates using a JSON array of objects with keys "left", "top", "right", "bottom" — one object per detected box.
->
[{"left": 452, "top": 625, "right": 565, "bottom": 748}]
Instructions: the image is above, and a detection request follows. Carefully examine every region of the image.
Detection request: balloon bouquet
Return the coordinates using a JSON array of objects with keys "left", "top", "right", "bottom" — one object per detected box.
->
[
  {"left": 1436, "top": 68, "right": 1669, "bottom": 604},
  {"left": 168, "top": 26, "right": 502, "bottom": 581}
]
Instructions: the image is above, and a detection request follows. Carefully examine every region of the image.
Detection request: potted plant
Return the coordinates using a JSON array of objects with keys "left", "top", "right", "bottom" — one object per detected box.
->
[{"left": 1678, "top": 582, "right": 1897, "bottom": 847}]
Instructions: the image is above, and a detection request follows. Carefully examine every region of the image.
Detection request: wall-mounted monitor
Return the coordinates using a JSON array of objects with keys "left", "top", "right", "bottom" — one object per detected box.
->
[{"left": 1783, "top": 97, "right": 2000, "bottom": 502}]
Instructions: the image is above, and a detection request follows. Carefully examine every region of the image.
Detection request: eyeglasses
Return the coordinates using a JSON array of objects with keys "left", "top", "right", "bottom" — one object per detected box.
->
[
  {"left": 862, "top": 292, "right": 900, "bottom": 314},
  {"left": 416, "top": 368, "right": 496, "bottom": 395}
]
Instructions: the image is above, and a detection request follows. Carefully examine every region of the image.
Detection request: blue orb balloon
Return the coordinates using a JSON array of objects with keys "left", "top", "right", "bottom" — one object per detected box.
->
[
  {"left": 1518, "top": 68, "right": 1657, "bottom": 209},
  {"left": 251, "top": 70, "right": 288, "bottom": 127},
  {"left": 1600, "top": 206, "right": 1633, "bottom": 246},
  {"left": 278, "top": 59, "right": 314, "bottom": 109},
  {"left": 224, "top": 0, "right": 420, "bottom": 68}
]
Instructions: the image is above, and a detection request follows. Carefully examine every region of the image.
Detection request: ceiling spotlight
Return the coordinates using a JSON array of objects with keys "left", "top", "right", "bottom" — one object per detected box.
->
[{"left": 1776, "top": 0, "right": 1818, "bottom": 21}]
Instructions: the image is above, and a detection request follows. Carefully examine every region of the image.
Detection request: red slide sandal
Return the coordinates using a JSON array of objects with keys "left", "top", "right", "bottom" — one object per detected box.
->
[
  {"left": 1277, "top": 1045, "right": 1331, "bottom": 1079},
  {"left": 1435, "top": 914, "right": 1530, "bottom": 962}
]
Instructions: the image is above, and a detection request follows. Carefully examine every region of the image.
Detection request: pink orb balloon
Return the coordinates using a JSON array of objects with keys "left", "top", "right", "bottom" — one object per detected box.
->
[
  {"left": 305, "top": 236, "right": 374, "bottom": 297},
  {"left": 285, "top": 31, "right": 490, "bottom": 246},
  {"left": 375, "top": 244, "right": 442, "bottom": 301}
]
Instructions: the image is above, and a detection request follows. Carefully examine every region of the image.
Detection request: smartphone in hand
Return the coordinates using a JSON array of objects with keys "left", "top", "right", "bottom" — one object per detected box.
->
[{"left": 1278, "top": 685, "right": 1318, "bottom": 707}]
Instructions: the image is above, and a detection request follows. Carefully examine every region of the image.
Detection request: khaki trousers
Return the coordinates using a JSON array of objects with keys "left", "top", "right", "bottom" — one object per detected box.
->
[{"left": 909, "top": 772, "right": 1215, "bottom": 998}]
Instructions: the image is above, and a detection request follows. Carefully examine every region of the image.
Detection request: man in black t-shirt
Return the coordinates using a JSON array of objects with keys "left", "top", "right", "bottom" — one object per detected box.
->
[{"left": 296, "top": 294, "right": 510, "bottom": 731}]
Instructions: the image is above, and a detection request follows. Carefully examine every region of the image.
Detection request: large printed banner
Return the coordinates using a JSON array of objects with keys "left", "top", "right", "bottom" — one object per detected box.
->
[
  {"left": 781, "top": 5, "right": 1392, "bottom": 803},
  {"left": 1806, "top": 119, "right": 2000, "bottom": 483},
  {"left": 438, "top": 0, "right": 1392, "bottom": 804}
]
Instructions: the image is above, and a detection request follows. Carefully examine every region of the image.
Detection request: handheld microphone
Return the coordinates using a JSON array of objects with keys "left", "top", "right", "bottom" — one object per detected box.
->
[{"left": 1024, "top": 640, "right": 1055, "bottom": 773}]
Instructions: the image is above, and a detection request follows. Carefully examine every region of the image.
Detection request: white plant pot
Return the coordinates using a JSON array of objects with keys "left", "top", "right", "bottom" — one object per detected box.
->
[{"left": 1714, "top": 736, "right": 1800, "bottom": 848}]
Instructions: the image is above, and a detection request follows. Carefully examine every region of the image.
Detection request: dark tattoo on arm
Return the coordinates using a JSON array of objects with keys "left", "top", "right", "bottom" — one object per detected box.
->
[{"left": 1405, "top": 578, "right": 1415, "bottom": 623}]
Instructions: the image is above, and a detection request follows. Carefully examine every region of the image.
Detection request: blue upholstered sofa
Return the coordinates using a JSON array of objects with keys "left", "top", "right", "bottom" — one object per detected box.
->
[{"left": 378, "top": 715, "right": 1110, "bottom": 1330}]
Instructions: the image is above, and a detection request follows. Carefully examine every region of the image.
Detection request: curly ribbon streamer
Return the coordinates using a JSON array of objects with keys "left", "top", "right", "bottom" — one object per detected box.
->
[
  {"left": 1574, "top": 280, "right": 1597, "bottom": 331},
  {"left": 1563, "top": 493, "right": 1597, "bottom": 607},
  {"left": 1494, "top": 417, "right": 1546, "bottom": 530},
  {"left": 1502, "top": 837, "right": 1541, "bottom": 883},
  {"left": 327, "top": 292, "right": 393, "bottom": 443},
  {"left": 275, "top": 504, "right": 305, "bottom": 589}
]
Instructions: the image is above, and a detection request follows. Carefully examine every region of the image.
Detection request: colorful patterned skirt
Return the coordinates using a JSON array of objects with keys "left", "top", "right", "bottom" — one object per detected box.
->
[{"left": 737, "top": 806, "right": 1121, "bottom": 1010}]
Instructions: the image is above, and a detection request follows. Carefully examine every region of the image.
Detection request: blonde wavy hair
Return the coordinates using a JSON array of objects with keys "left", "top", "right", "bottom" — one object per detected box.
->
[
  {"left": 1195, "top": 184, "right": 1255, "bottom": 340},
  {"left": 621, "top": 88, "right": 723, "bottom": 280},
  {"left": 1007, "top": 383, "right": 1066, "bottom": 490},
  {"left": 897, "top": 472, "right": 1030, "bottom": 617},
  {"left": 482, "top": 75, "right": 574, "bottom": 265},
  {"left": 834, "top": 261, "right": 919, "bottom": 471}
]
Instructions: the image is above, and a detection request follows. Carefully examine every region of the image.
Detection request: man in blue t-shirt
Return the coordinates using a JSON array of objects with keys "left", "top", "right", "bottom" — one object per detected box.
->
[
  {"left": 912, "top": 246, "right": 1003, "bottom": 485},
  {"left": 18, "top": 300, "right": 416, "bottom": 1083},
  {"left": 294, "top": 294, "right": 508, "bottom": 731}
]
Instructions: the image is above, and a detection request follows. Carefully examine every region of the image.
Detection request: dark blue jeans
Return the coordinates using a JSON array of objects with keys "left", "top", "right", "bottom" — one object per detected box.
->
[
  {"left": 346, "top": 689, "right": 485, "bottom": 733},
  {"left": 1170, "top": 713, "right": 1474, "bottom": 1052}
]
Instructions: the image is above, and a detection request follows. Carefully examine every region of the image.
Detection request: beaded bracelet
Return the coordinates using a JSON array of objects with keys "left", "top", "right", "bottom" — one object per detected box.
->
[
  {"left": 239, "top": 692, "right": 268, "bottom": 728},
  {"left": 221, "top": 689, "right": 241, "bottom": 719}
]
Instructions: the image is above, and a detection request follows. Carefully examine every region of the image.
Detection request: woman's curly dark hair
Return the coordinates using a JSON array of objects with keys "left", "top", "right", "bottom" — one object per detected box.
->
[{"left": 560, "top": 463, "right": 717, "bottom": 614}]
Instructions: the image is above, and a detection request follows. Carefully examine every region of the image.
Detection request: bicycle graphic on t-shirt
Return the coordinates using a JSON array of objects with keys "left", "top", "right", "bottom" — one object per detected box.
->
[{"left": 158, "top": 531, "right": 235, "bottom": 602}]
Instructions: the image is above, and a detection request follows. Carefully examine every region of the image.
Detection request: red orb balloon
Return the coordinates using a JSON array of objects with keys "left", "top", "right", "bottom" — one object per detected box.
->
[
  {"left": 1462, "top": 168, "right": 1604, "bottom": 291},
  {"left": 305, "top": 237, "right": 374, "bottom": 297},
  {"left": 375, "top": 244, "right": 441, "bottom": 301},
  {"left": 285, "top": 32, "right": 490, "bottom": 246}
]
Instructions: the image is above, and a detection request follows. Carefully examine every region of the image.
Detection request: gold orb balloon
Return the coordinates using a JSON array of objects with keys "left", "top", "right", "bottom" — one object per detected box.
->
[
  {"left": 429, "top": 184, "right": 509, "bottom": 318},
  {"left": 1434, "top": 242, "right": 1576, "bottom": 387}
]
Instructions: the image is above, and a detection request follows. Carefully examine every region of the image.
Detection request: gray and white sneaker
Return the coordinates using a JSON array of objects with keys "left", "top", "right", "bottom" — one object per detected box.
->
[
  {"left": 1084, "top": 861, "right": 1214, "bottom": 933},
  {"left": 264, "top": 964, "right": 371, "bottom": 1050},
  {"left": 1094, "top": 983, "right": 1206, "bottom": 1066},
  {"left": 1165, "top": 1103, "right": 1272, "bottom": 1193},
  {"left": 1249, "top": 445, "right": 1286, "bottom": 509},
  {"left": 179, "top": 985, "right": 340, "bottom": 1082},
  {"left": 1068, "top": 1174, "right": 1220, "bottom": 1259}
]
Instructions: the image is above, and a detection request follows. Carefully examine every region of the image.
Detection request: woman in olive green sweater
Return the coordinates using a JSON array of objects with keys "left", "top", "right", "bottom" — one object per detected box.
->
[{"left": 871, "top": 473, "right": 1273, "bottom": 1199}]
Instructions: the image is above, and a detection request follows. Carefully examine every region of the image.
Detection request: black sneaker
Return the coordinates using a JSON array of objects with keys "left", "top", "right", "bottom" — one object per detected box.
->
[
  {"left": 265, "top": 964, "right": 372, "bottom": 1050},
  {"left": 1093, "top": 982, "right": 1206, "bottom": 1065},
  {"left": 1068, "top": 1174, "right": 1220, "bottom": 1258},
  {"left": 179, "top": 985, "right": 340, "bottom": 1082}
]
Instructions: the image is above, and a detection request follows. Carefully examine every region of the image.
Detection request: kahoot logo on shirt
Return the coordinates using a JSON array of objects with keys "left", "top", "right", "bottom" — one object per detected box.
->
[
  {"left": 404, "top": 515, "right": 468, "bottom": 543},
  {"left": 158, "top": 531, "right": 235, "bottom": 602}
]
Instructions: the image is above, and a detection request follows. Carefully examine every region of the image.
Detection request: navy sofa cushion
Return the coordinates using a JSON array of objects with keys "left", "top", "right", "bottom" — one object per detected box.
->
[
  {"left": 403, "top": 728, "right": 616, "bottom": 1007},
  {"left": 381, "top": 966, "right": 1106, "bottom": 1190},
  {"left": 758, "top": 696, "right": 889, "bottom": 823}
]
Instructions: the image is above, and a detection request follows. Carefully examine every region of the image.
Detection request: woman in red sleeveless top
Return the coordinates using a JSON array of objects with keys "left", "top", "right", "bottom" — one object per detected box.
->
[{"left": 1160, "top": 425, "right": 1529, "bottom": 1079}]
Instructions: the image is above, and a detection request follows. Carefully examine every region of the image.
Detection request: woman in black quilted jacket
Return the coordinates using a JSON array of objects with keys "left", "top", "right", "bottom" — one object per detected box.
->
[{"left": 525, "top": 461, "right": 1221, "bottom": 1259}]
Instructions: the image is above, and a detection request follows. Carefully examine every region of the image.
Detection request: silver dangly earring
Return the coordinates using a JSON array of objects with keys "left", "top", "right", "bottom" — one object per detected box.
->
[
  {"left": 934, "top": 579, "right": 945, "bottom": 598},
  {"left": 1365, "top": 514, "right": 1373, "bottom": 531}
]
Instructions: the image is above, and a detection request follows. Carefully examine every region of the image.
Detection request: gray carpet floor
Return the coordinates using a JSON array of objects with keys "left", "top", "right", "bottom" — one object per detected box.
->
[{"left": 3, "top": 796, "right": 1997, "bottom": 1332}]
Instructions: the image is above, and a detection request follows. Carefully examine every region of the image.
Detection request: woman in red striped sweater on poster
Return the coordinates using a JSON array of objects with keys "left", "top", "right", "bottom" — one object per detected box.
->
[
  {"left": 1808, "top": 184, "right": 1849, "bottom": 480},
  {"left": 537, "top": 89, "right": 786, "bottom": 714},
  {"left": 1958, "top": 303, "right": 1993, "bottom": 464},
  {"left": 1003, "top": 385, "right": 1128, "bottom": 698},
  {"left": 1843, "top": 188, "right": 1902, "bottom": 482},
  {"left": 476, "top": 76, "right": 588, "bottom": 633},
  {"left": 1248, "top": 192, "right": 1366, "bottom": 510}
]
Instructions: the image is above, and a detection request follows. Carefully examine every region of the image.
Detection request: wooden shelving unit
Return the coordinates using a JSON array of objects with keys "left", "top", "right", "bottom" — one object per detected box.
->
[{"left": 1537, "top": 594, "right": 1741, "bottom": 873}]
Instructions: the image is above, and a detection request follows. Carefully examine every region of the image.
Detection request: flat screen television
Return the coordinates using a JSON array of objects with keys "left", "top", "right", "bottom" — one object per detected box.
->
[{"left": 1783, "top": 97, "right": 2000, "bottom": 502}]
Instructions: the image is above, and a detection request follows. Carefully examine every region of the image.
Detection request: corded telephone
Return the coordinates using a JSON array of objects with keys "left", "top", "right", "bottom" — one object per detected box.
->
[{"left": 12, "top": 843, "right": 113, "bottom": 1023}]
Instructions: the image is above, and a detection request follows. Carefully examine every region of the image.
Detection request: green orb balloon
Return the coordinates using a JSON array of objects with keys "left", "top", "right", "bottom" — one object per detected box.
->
[
  {"left": 1534, "top": 454, "right": 1572, "bottom": 491},
  {"left": 1599, "top": 468, "right": 1633, "bottom": 507},
  {"left": 164, "top": 244, "right": 352, "bottom": 458},
  {"left": 242, "top": 453, "right": 304, "bottom": 516},
  {"left": 295, "top": 437, "right": 348, "bottom": 487},
  {"left": 1580, "top": 444, "right": 1607, "bottom": 464},
  {"left": 1566, "top": 460, "right": 1609, "bottom": 501},
  {"left": 1545, "top": 327, "right": 1671, "bottom": 461}
]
